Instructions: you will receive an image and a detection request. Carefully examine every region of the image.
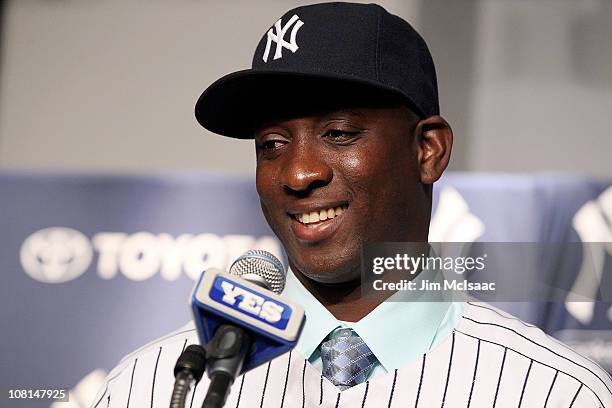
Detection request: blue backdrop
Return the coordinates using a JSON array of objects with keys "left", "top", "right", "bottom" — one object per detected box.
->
[{"left": 1, "top": 171, "right": 610, "bottom": 407}]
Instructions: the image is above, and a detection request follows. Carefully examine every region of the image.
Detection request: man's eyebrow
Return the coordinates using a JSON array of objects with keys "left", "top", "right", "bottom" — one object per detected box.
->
[
  {"left": 323, "top": 109, "right": 364, "bottom": 119},
  {"left": 255, "top": 109, "right": 363, "bottom": 131}
]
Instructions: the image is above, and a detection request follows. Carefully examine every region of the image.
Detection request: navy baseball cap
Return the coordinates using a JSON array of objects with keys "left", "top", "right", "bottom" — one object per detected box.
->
[{"left": 195, "top": 2, "right": 439, "bottom": 139}]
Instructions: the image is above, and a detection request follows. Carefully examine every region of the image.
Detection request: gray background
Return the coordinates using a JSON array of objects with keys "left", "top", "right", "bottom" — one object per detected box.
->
[{"left": 0, "top": 0, "right": 611, "bottom": 176}]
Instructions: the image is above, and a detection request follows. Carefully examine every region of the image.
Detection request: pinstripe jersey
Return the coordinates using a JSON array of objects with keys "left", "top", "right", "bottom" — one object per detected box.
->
[{"left": 91, "top": 302, "right": 612, "bottom": 408}]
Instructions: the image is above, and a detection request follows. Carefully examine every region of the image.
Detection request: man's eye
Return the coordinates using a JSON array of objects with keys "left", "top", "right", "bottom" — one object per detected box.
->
[
  {"left": 260, "top": 139, "right": 285, "bottom": 150},
  {"left": 324, "top": 129, "right": 359, "bottom": 141}
]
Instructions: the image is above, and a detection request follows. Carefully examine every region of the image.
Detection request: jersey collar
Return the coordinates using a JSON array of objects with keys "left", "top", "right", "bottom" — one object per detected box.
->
[{"left": 282, "top": 265, "right": 460, "bottom": 371}]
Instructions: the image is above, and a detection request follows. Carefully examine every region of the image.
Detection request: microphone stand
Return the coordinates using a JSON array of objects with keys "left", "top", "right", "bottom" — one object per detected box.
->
[
  {"left": 170, "top": 345, "right": 207, "bottom": 408},
  {"left": 201, "top": 325, "right": 252, "bottom": 408}
]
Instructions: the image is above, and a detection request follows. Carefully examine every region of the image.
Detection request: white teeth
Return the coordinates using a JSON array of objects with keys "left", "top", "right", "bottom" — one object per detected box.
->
[{"left": 295, "top": 205, "right": 348, "bottom": 224}]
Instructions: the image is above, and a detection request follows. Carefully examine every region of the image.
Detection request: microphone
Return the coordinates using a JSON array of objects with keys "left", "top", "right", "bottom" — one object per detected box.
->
[
  {"left": 170, "top": 345, "right": 207, "bottom": 408},
  {"left": 191, "top": 250, "right": 305, "bottom": 408}
]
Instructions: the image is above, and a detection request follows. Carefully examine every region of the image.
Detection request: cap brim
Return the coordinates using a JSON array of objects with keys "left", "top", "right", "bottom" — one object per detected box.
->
[{"left": 195, "top": 70, "right": 420, "bottom": 139}]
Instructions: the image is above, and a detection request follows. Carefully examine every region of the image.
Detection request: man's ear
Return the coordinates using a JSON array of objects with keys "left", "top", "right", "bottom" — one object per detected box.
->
[{"left": 414, "top": 115, "right": 453, "bottom": 184}]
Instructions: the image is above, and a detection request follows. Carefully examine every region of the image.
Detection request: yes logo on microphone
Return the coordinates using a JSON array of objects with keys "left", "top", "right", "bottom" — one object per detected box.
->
[
  {"left": 192, "top": 268, "right": 305, "bottom": 372},
  {"left": 210, "top": 277, "right": 290, "bottom": 329}
]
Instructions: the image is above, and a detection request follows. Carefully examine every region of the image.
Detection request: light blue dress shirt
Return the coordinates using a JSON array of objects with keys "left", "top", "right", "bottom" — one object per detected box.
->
[{"left": 282, "top": 266, "right": 465, "bottom": 380}]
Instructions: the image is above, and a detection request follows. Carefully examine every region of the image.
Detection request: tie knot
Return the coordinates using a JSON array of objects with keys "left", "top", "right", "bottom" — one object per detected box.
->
[
  {"left": 331, "top": 328, "right": 353, "bottom": 340},
  {"left": 320, "top": 329, "right": 378, "bottom": 390}
]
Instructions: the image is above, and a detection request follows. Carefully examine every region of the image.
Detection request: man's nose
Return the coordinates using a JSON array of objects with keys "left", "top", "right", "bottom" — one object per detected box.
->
[{"left": 281, "top": 145, "right": 333, "bottom": 194}]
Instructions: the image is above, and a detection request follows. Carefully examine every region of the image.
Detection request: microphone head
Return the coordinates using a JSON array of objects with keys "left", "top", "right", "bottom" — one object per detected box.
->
[
  {"left": 229, "top": 250, "right": 285, "bottom": 294},
  {"left": 174, "top": 344, "right": 207, "bottom": 382}
]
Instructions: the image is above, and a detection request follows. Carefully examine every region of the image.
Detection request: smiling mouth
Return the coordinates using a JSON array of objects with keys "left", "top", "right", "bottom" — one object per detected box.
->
[{"left": 291, "top": 205, "right": 348, "bottom": 225}]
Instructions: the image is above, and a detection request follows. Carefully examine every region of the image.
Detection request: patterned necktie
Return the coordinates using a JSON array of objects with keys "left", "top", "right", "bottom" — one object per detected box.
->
[{"left": 320, "top": 328, "right": 379, "bottom": 390}]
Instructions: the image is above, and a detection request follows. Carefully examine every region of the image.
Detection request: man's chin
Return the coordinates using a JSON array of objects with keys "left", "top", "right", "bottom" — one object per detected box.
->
[
  {"left": 289, "top": 259, "right": 362, "bottom": 285},
  {"left": 308, "top": 273, "right": 362, "bottom": 286}
]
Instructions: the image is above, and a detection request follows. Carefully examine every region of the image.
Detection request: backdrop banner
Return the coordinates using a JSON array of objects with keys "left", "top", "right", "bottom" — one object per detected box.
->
[{"left": 1, "top": 171, "right": 610, "bottom": 407}]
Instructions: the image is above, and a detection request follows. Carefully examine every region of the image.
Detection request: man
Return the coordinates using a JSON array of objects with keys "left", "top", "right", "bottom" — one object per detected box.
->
[{"left": 93, "top": 3, "right": 611, "bottom": 407}]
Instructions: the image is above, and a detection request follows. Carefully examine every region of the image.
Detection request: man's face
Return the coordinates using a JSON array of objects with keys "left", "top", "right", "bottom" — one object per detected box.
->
[{"left": 255, "top": 105, "right": 431, "bottom": 284}]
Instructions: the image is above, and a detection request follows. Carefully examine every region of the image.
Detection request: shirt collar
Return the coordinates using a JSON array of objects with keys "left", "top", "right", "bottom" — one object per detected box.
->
[
  {"left": 283, "top": 269, "right": 340, "bottom": 359},
  {"left": 282, "top": 266, "right": 456, "bottom": 371}
]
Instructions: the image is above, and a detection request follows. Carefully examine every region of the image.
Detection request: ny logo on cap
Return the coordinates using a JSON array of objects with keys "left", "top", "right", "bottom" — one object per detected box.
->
[{"left": 262, "top": 14, "right": 304, "bottom": 63}]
